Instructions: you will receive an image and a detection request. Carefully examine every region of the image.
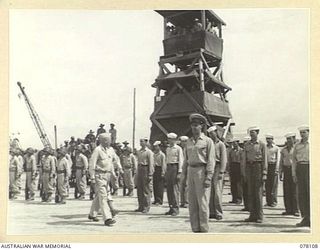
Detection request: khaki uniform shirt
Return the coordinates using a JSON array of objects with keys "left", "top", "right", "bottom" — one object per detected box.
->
[
  {"left": 280, "top": 146, "right": 294, "bottom": 173},
  {"left": 266, "top": 144, "right": 280, "bottom": 171},
  {"left": 183, "top": 133, "right": 215, "bottom": 180},
  {"left": 154, "top": 151, "right": 167, "bottom": 176},
  {"left": 89, "top": 145, "right": 117, "bottom": 178},
  {"left": 25, "top": 155, "right": 37, "bottom": 173},
  {"left": 213, "top": 139, "right": 227, "bottom": 173},
  {"left": 243, "top": 139, "right": 268, "bottom": 175},
  {"left": 75, "top": 153, "right": 89, "bottom": 170},
  {"left": 292, "top": 139, "right": 309, "bottom": 177},
  {"left": 57, "top": 156, "right": 71, "bottom": 178},
  {"left": 137, "top": 147, "right": 154, "bottom": 176},
  {"left": 166, "top": 144, "right": 184, "bottom": 173}
]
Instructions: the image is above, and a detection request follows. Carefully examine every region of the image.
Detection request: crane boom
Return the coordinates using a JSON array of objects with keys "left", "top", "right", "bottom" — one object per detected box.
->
[{"left": 17, "top": 82, "right": 52, "bottom": 149}]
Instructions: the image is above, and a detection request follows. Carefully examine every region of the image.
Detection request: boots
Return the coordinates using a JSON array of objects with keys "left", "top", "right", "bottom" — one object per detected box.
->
[
  {"left": 127, "top": 189, "right": 133, "bottom": 197},
  {"left": 108, "top": 200, "right": 119, "bottom": 217},
  {"left": 123, "top": 187, "right": 127, "bottom": 196},
  {"left": 60, "top": 197, "right": 66, "bottom": 204},
  {"left": 25, "top": 189, "right": 29, "bottom": 200},
  {"left": 9, "top": 191, "right": 12, "bottom": 200},
  {"left": 29, "top": 194, "right": 35, "bottom": 201},
  {"left": 46, "top": 194, "right": 52, "bottom": 202}
]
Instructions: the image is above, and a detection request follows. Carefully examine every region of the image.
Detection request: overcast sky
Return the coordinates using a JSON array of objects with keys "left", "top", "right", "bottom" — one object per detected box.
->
[{"left": 9, "top": 9, "right": 309, "bottom": 149}]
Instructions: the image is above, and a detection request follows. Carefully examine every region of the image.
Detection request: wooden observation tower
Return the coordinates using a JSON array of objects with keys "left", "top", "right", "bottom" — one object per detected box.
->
[{"left": 150, "top": 10, "right": 233, "bottom": 142}]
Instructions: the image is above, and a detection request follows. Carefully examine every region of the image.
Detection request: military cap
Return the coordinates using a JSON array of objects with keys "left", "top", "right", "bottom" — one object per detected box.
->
[
  {"left": 167, "top": 133, "right": 178, "bottom": 139},
  {"left": 243, "top": 136, "right": 251, "bottom": 142},
  {"left": 248, "top": 126, "right": 260, "bottom": 133},
  {"left": 89, "top": 130, "right": 94, "bottom": 134},
  {"left": 153, "top": 141, "right": 161, "bottom": 146},
  {"left": 59, "top": 148, "right": 67, "bottom": 155},
  {"left": 285, "top": 132, "right": 296, "bottom": 138},
  {"left": 232, "top": 137, "right": 240, "bottom": 142},
  {"left": 140, "top": 137, "right": 149, "bottom": 141},
  {"left": 265, "top": 134, "right": 274, "bottom": 139},
  {"left": 110, "top": 123, "right": 115, "bottom": 126},
  {"left": 99, "top": 123, "right": 105, "bottom": 127},
  {"left": 207, "top": 126, "right": 217, "bottom": 133},
  {"left": 189, "top": 113, "right": 207, "bottom": 124},
  {"left": 123, "top": 141, "right": 129, "bottom": 145},
  {"left": 180, "top": 136, "right": 189, "bottom": 142},
  {"left": 26, "top": 147, "right": 35, "bottom": 154},
  {"left": 298, "top": 125, "right": 309, "bottom": 132}
]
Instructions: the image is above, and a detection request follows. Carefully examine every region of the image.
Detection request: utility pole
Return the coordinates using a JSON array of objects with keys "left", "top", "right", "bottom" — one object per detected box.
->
[
  {"left": 54, "top": 125, "right": 57, "bottom": 150},
  {"left": 132, "top": 88, "right": 136, "bottom": 150}
]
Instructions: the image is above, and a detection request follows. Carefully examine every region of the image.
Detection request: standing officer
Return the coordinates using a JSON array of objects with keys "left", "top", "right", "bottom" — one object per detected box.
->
[
  {"left": 16, "top": 149, "right": 24, "bottom": 191},
  {"left": 97, "top": 124, "right": 106, "bottom": 136},
  {"left": 56, "top": 148, "right": 71, "bottom": 204},
  {"left": 41, "top": 148, "right": 56, "bottom": 202},
  {"left": 75, "top": 145, "right": 89, "bottom": 200},
  {"left": 109, "top": 123, "right": 117, "bottom": 145},
  {"left": 24, "top": 148, "right": 37, "bottom": 201},
  {"left": 280, "top": 133, "right": 299, "bottom": 216},
  {"left": 292, "top": 125, "right": 310, "bottom": 227},
  {"left": 182, "top": 113, "right": 215, "bottom": 233},
  {"left": 120, "top": 146, "right": 137, "bottom": 196},
  {"left": 88, "top": 133, "right": 117, "bottom": 226},
  {"left": 228, "top": 138, "right": 243, "bottom": 204},
  {"left": 265, "top": 134, "right": 280, "bottom": 207},
  {"left": 207, "top": 125, "right": 227, "bottom": 220},
  {"left": 241, "top": 136, "right": 251, "bottom": 211},
  {"left": 135, "top": 137, "right": 154, "bottom": 213},
  {"left": 179, "top": 136, "right": 189, "bottom": 208},
  {"left": 152, "top": 141, "right": 166, "bottom": 205},
  {"left": 243, "top": 127, "right": 267, "bottom": 223},
  {"left": 165, "top": 133, "right": 184, "bottom": 216},
  {"left": 9, "top": 149, "right": 22, "bottom": 200}
]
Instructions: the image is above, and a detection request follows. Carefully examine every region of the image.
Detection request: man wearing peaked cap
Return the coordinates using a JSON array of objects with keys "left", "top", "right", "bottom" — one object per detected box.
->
[
  {"left": 279, "top": 132, "right": 299, "bottom": 217},
  {"left": 265, "top": 134, "right": 280, "bottom": 207},
  {"left": 152, "top": 141, "right": 166, "bottom": 205},
  {"left": 183, "top": 113, "right": 215, "bottom": 232},
  {"left": 243, "top": 126, "right": 268, "bottom": 223},
  {"left": 292, "top": 125, "right": 310, "bottom": 227},
  {"left": 165, "top": 132, "right": 184, "bottom": 216},
  {"left": 56, "top": 148, "right": 71, "bottom": 204},
  {"left": 189, "top": 113, "right": 208, "bottom": 125},
  {"left": 120, "top": 145, "right": 137, "bottom": 197},
  {"left": 109, "top": 123, "right": 117, "bottom": 145}
]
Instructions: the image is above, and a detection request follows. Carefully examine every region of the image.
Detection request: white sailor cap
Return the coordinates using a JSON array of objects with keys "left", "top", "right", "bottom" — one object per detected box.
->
[
  {"left": 167, "top": 133, "right": 178, "bottom": 139},
  {"left": 207, "top": 126, "right": 217, "bottom": 133},
  {"left": 248, "top": 126, "right": 260, "bottom": 133},
  {"left": 298, "top": 125, "right": 309, "bottom": 132},
  {"left": 153, "top": 141, "right": 161, "bottom": 146},
  {"left": 180, "top": 136, "right": 189, "bottom": 142},
  {"left": 285, "top": 132, "right": 296, "bottom": 138},
  {"left": 232, "top": 137, "right": 240, "bottom": 142},
  {"left": 265, "top": 134, "right": 274, "bottom": 139},
  {"left": 140, "top": 137, "right": 149, "bottom": 141}
]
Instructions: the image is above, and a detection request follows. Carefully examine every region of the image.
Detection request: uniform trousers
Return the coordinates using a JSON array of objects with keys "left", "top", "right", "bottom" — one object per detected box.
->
[
  {"left": 266, "top": 163, "right": 278, "bottom": 206},
  {"left": 247, "top": 162, "right": 264, "bottom": 220},
  {"left": 153, "top": 166, "right": 164, "bottom": 204},
  {"left": 57, "top": 173, "right": 68, "bottom": 198},
  {"left": 89, "top": 172, "right": 113, "bottom": 221},
  {"left": 75, "top": 169, "right": 87, "bottom": 195},
  {"left": 187, "top": 165, "right": 211, "bottom": 233},
  {"left": 283, "top": 165, "right": 299, "bottom": 214},
  {"left": 137, "top": 165, "right": 152, "bottom": 211},
  {"left": 123, "top": 168, "right": 134, "bottom": 190},
  {"left": 9, "top": 170, "right": 19, "bottom": 195},
  {"left": 296, "top": 163, "right": 310, "bottom": 224},
  {"left": 166, "top": 164, "right": 180, "bottom": 212},
  {"left": 25, "top": 171, "right": 36, "bottom": 197},
  {"left": 42, "top": 172, "right": 55, "bottom": 198},
  {"left": 180, "top": 167, "right": 188, "bottom": 205},
  {"left": 230, "top": 162, "right": 242, "bottom": 203},
  {"left": 209, "top": 162, "right": 224, "bottom": 217}
]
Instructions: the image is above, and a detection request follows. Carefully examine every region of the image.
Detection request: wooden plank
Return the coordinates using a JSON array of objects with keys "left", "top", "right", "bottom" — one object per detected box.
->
[
  {"left": 151, "top": 84, "right": 178, "bottom": 118},
  {"left": 160, "top": 51, "right": 200, "bottom": 64},
  {"left": 198, "top": 58, "right": 205, "bottom": 91},
  {"left": 201, "top": 10, "right": 206, "bottom": 30},
  {"left": 200, "top": 52, "right": 211, "bottom": 71},
  {"left": 158, "top": 62, "right": 171, "bottom": 74},
  {"left": 151, "top": 118, "right": 168, "bottom": 135}
]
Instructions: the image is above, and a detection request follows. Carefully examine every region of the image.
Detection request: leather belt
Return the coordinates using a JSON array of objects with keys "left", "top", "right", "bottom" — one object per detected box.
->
[
  {"left": 76, "top": 167, "right": 84, "bottom": 170},
  {"left": 95, "top": 169, "right": 111, "bottom": 174},
  {"left": 139, "top": 164, "right": 148, "bottom": 167},
  {"left": 43, "top": 169, "right": 51, "bottom": 173},
  {"left": 246, "top": 161, "right": 262, "bottom": 165},
  {"left": 57, "top": 170, "right": 66, "bottom": 174},
  {"left": 189, "top": 163, "right": 206, "bottom": 168},
  {"left": 298, "top": 161, "right": 309, "bottom": 165}
]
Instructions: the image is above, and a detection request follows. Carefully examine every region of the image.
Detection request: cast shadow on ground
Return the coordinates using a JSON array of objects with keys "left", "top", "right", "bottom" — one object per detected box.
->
[
  {"left": 46, "top": 220, "right": 106, "bottom": 227},
  {"left": 229, "top": 222, "right": 298, "bottom": 229},
  {"left": 51, "top": 214, "right": 88, "bottom": 219}
]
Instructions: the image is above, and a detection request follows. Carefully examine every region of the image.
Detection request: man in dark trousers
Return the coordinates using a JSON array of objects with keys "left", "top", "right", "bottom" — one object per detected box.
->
[
  {"left": 228, "top": 138, "right": 243, "bottom": 204},
  {"left": 152, "top": 141, "right": 166, "bottom": 205},
  {"left": 96, "top": 124, "right": 106, "bottom": 136},
  {"left": 280, "top": 132, "right": 299, "bottom": 217},
  {"left": 243, "top": 126, "right": 268, "bottom": 223},
  {"left": 292, "top": 125, "right": 310, "bottom": 227}
]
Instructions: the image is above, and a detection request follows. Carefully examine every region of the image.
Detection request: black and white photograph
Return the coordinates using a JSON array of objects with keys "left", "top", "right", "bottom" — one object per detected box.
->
[{"left": 7, "top": 8, "right": 310, "bottom": 235}]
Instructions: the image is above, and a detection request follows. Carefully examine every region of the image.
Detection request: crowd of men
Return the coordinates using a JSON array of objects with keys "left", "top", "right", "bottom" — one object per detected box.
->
[{"left": 8, "top": 115, "right": 310, "bottom": 232}]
